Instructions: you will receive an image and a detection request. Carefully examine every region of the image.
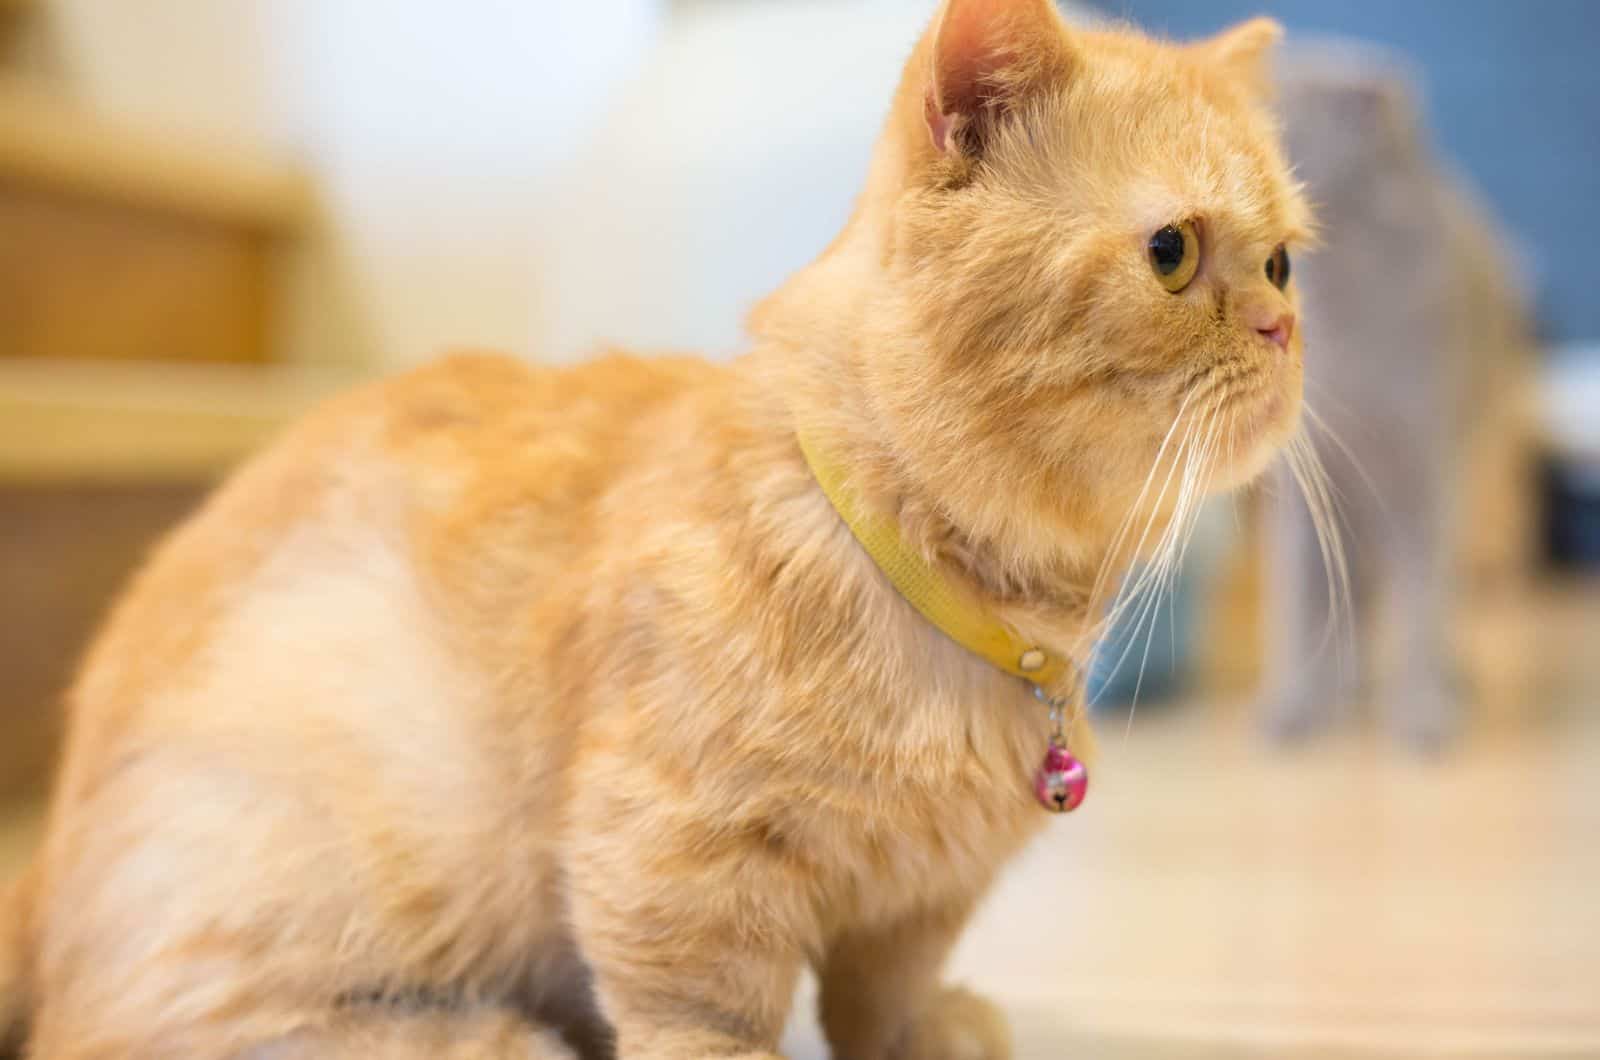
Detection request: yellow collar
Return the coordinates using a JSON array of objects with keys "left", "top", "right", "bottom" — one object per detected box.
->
[{"left": 797, "top": 432, "right": 1073, "bottom": 693}]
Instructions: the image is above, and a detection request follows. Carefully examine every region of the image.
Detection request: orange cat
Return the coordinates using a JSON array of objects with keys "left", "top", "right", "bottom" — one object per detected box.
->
[{"left": 0, "top": 1, "right": 1310, "bottom": 1057}]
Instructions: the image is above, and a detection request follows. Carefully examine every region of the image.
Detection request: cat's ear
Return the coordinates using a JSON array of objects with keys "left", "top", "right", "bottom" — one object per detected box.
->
[
  {"left": 924, "top": 0, "right": 1074, "bottom": 157},
  {"left": 1196, "top": 17, "right": 1283, "bottom": 94}
]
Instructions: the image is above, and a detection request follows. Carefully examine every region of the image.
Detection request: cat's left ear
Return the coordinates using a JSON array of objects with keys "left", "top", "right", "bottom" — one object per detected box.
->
[{"left": 1196, "top": 17, "right": 1283, "bottom": 94}]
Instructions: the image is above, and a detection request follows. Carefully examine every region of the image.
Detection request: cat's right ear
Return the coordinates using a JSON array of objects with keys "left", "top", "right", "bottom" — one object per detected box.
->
[
  {"left": 924, "top": 0, "right": 1074, "bottom": 157},
  {"left": 1194, "top": 17, "right": 1282, "bottom": 97}
]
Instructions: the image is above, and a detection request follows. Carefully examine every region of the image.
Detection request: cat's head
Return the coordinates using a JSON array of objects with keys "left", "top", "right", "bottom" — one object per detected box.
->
[{"left": 770, "top": 0, "right": 1313, "bottom": 563}]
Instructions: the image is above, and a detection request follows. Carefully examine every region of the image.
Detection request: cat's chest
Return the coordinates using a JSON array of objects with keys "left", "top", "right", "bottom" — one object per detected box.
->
[{"left": 793, "top": 699, "right": 1049, "bottom": 924}]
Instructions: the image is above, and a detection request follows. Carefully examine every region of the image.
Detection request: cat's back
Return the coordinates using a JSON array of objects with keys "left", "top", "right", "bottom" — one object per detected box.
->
[
  {"left": 369, "top": 350, "right": 728, "bottom": 523},
  {"left": 120, "top": 348, "right": 726, "bottom": 594},
  {"left": 54, "top": 351, "right": 731, "bottom": 803}
]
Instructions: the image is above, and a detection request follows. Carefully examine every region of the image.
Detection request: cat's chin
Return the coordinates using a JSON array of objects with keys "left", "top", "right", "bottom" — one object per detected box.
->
[{"left": 1211, "top": 389, "right": 1301, "bottom": 491}]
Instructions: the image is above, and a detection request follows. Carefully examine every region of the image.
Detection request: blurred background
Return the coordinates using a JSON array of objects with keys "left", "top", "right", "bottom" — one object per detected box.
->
[{"left": 0, "top": 0, "right": 1596, "bottom": 1056}]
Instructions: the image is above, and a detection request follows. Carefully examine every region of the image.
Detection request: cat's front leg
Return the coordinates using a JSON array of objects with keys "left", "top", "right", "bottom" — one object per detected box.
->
[
  {"left": 818, "top": 903, "right": 1011, "bottom": 1060},
  {"left": 565, "top": 799, "right": 808, "bottom": 1058}
]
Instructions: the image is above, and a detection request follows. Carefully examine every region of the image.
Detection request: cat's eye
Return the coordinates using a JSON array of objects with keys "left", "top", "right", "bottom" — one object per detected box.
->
[
  {"left": 1265, "top": 243, "right": 1290, "bottom": 290},
  {"left": 1148, "top": 221, "right": 1200, "bottom": 293}
]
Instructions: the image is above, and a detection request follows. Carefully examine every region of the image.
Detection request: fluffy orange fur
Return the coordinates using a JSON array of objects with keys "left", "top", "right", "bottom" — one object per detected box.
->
[{"left": 0, "top": 2, "right": 1309, "bottom": 1057}]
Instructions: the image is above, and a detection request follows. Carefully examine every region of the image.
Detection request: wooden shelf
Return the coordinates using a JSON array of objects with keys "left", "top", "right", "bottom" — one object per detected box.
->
[
  {"left": 0, "top": 359, "right": 368, "bottom": 483},
  {"left": 0, "top": 75, "right": 309, "bottom": 233}
]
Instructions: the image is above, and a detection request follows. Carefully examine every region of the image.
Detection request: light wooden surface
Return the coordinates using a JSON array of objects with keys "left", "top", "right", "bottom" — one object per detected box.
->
[
  {"left": 0, "top": 76, "right": 309, "bottom": 364},
  {"left": 0, "top": 359, "right": 366, "bottom": 482},
  {"left": 0, "top": 0, "right": 34, "bottom": 42},
  {"left": 0, "top": 75, "right": 308, "bottom": 233},
  {"left": 2, "top": 581, "right": 1595, "bottom": 1056},
  {"left": 0, "top": 179, "right": 279, "bottom": 364}
]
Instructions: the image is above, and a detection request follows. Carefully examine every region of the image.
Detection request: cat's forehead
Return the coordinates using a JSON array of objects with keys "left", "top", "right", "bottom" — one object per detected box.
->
[
  {"left": 1131, "top": 110, "right": 1307, "bottom": 246},
  {"left": 1045, "top": 59, "right": 1309, "bottom": 246}
]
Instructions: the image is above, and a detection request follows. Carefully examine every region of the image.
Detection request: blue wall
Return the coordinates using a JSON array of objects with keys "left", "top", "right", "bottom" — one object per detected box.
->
[{"left": 1092, "top": 0, "right": 1600, "bottom": 346}]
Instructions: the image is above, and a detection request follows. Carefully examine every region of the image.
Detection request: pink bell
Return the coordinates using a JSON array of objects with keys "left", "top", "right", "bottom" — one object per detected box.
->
[{"left": 1034, "top": 743, "right": 1087, "bottom": 812}]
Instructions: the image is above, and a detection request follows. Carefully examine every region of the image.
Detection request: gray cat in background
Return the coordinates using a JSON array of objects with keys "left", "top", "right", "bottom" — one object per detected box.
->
[{"left": 1261, "top": 46, "right": 1534, "bottom": 748}]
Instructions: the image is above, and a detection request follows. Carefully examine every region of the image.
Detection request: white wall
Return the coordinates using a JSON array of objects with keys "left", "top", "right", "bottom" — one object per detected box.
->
[
  {"left": 36, "top": 0, "right": 663, "bottom": 366},
  {"left": 38, "top": 0, "right": 1080, "bottom": 367},
  {"left": 537, "top": 0, "right": 929, "bottom": 361},
  {"left": 535, "top": 0, "right": 1096, "bottom": 362}
]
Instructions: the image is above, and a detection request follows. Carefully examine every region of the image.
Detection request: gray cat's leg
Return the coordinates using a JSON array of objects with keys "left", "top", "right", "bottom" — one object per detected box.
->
[
  {"left": 1259, "top": 470, "right": 1367, "bottom": 741},
  {"left": 1382, "top": 499, "right": 1461, "bottom": 750}
]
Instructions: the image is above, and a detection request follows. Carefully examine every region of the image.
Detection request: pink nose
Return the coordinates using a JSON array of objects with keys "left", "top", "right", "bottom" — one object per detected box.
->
[{"left": 1255, "top": 312, "right": 1295, "bottom": 351}]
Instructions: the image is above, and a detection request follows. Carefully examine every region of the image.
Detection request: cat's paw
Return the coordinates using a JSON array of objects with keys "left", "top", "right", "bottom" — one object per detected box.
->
[
  {"left": 1258, "top": 684, "right": 1344, "bottom": 744},
  {"left": 896, "top": 987, "right": 1011, "bottom": 1060},
  {"left": 1387, "top": 671, "right": 1461, "bottom": 752}
]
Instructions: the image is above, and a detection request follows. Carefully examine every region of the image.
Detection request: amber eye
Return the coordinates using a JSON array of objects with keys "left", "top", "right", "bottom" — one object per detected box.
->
[
  {"left": 1148, "top": 221, "right": 1200, "bottom": 293},
  {"left": 1265, "top": 243, "right": 1290, "bottom": 290}
]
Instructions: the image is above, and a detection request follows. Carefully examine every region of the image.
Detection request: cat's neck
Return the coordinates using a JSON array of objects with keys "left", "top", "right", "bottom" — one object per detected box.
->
[{"left": 747, "top": 258, "right": 1113, "bottom": 667}]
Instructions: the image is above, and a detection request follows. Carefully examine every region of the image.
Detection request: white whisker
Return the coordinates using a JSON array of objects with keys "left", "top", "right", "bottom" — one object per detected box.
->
[
  {"left": 1086, "top": 389, "right": 1199, "bottom": 614},
  {"left": 1088, "top": 400, "right": 1204, "bottom": 649},
  {"left": 1122, "top": 400, "right": 1227, "bottom": 736},
  {"left": 1283, "top": 427, "right": 1353, "bottom": 674},
  {"left": 1087, "top": 418, "right": 1199, "bottom": 695},
  {"left": 1093, "top": 397, "right": 1225, "bottom": 734},
  {"left": 1303, "top": 405, "right": 1390, "bottom": 532}
]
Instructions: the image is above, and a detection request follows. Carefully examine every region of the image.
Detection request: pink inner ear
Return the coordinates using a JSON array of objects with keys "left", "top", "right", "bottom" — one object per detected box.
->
[
  {"left": 931, "top": 0, "right": 1015, "bottom": 122},
  {"left": 924, "top": 89, "right": 956, "bottom": 153},
  {"left": 925, "top": 0, "right": 1066, "bottom": 154}
]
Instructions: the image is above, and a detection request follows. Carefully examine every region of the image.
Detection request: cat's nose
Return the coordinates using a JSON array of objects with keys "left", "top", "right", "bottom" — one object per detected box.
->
[{"left": 1252, "top": 311, "right": 1295, "bottom": 351}]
